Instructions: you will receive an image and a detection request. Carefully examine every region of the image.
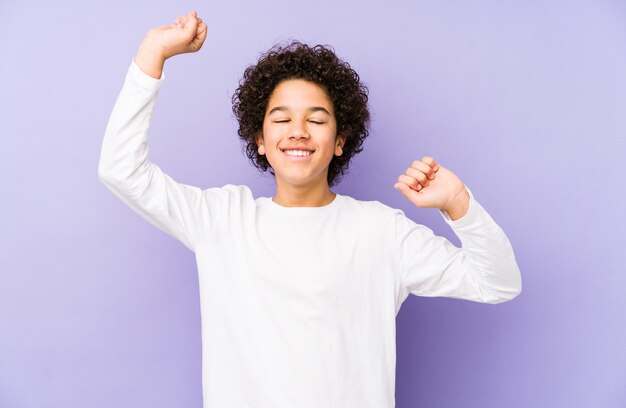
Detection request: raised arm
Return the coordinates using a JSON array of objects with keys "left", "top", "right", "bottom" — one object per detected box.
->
[
  {"left": 98, "top": 12, "right": 214, "bottom": 252},
  {"left": 394, "top": 157, "right": 522, "bottom": 304}
]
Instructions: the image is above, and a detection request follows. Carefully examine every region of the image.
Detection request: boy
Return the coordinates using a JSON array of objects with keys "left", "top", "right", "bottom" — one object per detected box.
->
[{"left": 98, "top": 11, "right": 521, "bottom": 408}]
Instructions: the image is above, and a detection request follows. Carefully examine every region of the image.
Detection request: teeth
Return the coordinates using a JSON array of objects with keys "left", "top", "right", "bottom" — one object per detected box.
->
[{"left": 284, "top": 150, "right": 312, "bottom": 157}]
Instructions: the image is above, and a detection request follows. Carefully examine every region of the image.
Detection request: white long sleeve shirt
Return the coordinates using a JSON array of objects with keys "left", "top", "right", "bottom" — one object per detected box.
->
[{"left": 98, "top": 61, "right": 522, "bottom": 408}]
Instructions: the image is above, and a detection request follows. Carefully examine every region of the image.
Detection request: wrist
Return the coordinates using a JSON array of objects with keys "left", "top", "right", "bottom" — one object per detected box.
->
[
  {"left": 139, "top": 34, "right": 169, "bottom": 59},
  {"left": 135, "top": 40, "right": 167, "bottom": 79},
  {"left": 443, "top": 187, "right": 470, "bottom": 221}
]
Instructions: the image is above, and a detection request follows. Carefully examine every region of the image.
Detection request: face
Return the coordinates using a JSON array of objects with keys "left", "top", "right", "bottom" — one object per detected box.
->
[{"left": 257, "top": 79, "right": 344, "bottom": 189}]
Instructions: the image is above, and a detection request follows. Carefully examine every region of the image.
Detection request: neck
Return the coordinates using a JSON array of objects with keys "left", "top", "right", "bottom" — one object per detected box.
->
[{"left": 273, "top": 178, "right": 336, "bottom": 207}]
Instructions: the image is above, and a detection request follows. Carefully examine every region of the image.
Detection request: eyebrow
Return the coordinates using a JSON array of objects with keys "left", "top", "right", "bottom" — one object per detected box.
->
[{"left": 267, "top": 106, "right": 331, "bottom": 116}]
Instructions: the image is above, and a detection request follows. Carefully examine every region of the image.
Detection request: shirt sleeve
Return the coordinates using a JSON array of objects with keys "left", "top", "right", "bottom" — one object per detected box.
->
[
  {"left": 97, "top": 61, "right": 213, "bottom": 253},
  {"left": 396, "top": 187, "right": 522, "bottom": 304}
]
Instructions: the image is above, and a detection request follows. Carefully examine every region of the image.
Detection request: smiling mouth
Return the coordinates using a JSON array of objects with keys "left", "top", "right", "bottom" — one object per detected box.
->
[{"left": 282, "top": 149, "right": 314, "bottom": 157}]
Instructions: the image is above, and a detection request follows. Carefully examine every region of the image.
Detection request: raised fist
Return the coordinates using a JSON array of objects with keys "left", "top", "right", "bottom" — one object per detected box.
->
[
  {"left": 394, "top": 156, "right": 470, "bottom": 220},
  {"left": 143, "top": 10, "right": 208, "bottom": 59},
  {"left": 134, "top": 11, "right": 208, "bottom": 78}
]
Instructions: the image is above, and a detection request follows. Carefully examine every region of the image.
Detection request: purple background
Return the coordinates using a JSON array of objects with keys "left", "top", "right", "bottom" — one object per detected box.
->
[{"left": 1, "top": 0, "right": 625, "bottom": 407}]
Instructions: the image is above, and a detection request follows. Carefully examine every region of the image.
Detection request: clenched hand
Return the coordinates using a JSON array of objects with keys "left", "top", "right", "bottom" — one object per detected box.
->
[{"left": 394, "top": 156, "right": 470, "bottom": 220}]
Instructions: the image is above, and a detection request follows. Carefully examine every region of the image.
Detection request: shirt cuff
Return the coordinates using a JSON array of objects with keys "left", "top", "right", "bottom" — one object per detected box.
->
[
  {"left": 438, "top": 185, "right": 477, "bottom": 228},
  {"left": 128, "top": 59, "right": 165, "bottom": 90}
]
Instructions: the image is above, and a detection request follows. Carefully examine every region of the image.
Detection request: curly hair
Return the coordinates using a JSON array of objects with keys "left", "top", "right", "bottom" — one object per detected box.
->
[{"left": 232, "top": 41, "right": 370, "bottom": 186}]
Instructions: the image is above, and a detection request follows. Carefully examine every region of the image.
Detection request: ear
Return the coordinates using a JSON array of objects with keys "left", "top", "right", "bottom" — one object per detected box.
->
[
  {"left": 335, "top": 134, "right": 346, "bottom": 156},
  {"left": 256, "top": 133, "right": 265, "bottom": 155}
]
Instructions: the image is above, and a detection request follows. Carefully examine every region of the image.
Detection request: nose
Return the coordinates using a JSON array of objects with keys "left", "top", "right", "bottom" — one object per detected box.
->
[{"left": 289, "top": 119, "right": 309, "bottom": 140}]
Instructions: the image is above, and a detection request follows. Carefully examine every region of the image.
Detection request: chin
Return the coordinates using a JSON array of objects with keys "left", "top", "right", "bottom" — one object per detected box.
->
[{"left": 276, "top": 173, "right": 327, "bottom": 188}]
